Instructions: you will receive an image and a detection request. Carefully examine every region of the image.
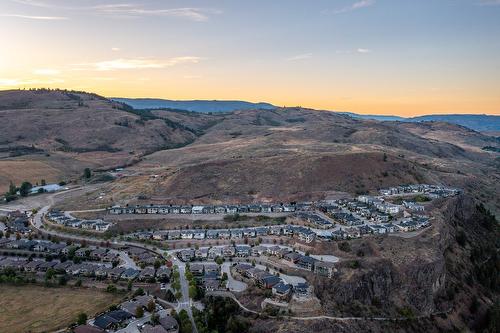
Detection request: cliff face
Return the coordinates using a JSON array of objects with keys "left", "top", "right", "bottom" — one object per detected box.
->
[{"left": 311, "top": 195, "right": 498, "bottom": 331}]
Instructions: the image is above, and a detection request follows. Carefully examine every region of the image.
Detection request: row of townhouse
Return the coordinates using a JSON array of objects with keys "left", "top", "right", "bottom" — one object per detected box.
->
[
  {"left": 131, "top": 224, "right": 317, "bottom": 243},
  {"left": 295, "top": 212, "right": 333, "bottom": 229},
  {"left": 108, "top": 202, "right": 298, "bottom": 215},
  {"left": 378, "top": 184, "right": 460, "bottom": 197},
  {"left": 0, "top": 239, "right": 122, "bottom": 263},
  {"left": 0, "top": 256, "right": 172, "bottom": 282},
  {"left": 47, "top": 211, "right": 113, "bottom": 231}
]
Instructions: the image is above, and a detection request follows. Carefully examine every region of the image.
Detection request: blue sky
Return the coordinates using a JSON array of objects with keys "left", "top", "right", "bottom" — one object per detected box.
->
[{"left": 0, "top": 0, "right": 499, "bottom": 115}]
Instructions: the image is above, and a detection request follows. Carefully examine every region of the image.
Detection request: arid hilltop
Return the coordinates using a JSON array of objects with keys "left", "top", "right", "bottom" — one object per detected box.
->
[{"left": 1, "top": 89, "right": 499, "bottom": 213}]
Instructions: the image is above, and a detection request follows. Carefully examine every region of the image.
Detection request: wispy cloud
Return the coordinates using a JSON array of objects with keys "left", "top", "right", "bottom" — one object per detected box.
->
[
  {"left": 326, "top": 0, "right": 375, "bottom": 14},
  {"left": 10, "top": 1, "right": 221, "bottom": 21},
  {"left": 286, "top": 53, "right": 313, "bottom": 61},
  {"left": 73, "top": 57, "right": 202, "bottom": 71},
  {"left": 93, "top": 5, "right": 220, "bottom": 21},
  {"left": 356, "top": 48, "right": 372, "bottom": 53},
  {"left": 336, "top": 48, "right": 373, "bottom": 54},
  {"left": 0, "top": 13, "right": 67, "bottom": 20}
]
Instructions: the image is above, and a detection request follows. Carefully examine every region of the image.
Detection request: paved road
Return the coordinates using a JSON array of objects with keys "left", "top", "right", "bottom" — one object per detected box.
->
[{"left": 172, "top": 257, "right": 198, "bottom": 333}]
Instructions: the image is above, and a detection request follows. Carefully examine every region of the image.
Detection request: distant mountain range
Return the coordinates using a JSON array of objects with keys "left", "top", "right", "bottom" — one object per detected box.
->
[
  {"left": 340, "top": 112, "right": 500, "bottom": 133},
  {"left": 112, "top": 97, "right": 499, "bottom": 133},
  {"left": 111, "top": 98, "right": 275, "bottom": 113}
]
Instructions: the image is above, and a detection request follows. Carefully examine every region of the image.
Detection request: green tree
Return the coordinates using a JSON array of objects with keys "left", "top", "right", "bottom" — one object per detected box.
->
[
  {"left": 83, "top": 168, "right": 92, "bottom": 179},
  {"left": 8, "top": 182, "right": 17, "bottom": 195},
  {"left": 135, "top": 306, "right": 144, "bottom": 318},
  {"left": 106, "top": 284, "right": 117, "bottom": 293},
  {"left": 77, "top": 312, "right": 87, "bottom": 325},
  {"left": 19, "top": 182, "right": 32, "bottom": 197},
  {"left": 147, "top": 300, "right": 156, "bottom": 312}
]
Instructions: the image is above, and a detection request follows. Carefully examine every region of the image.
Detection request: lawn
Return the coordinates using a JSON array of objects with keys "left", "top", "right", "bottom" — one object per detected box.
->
[{"left": 0, "top": 285, "right": 125, "bottom": 333}]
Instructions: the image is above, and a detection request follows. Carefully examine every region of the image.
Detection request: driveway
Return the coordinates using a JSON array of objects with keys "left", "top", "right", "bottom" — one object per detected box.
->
[{"left": 221, "top": 263, "right": 247, "bottom": 292}]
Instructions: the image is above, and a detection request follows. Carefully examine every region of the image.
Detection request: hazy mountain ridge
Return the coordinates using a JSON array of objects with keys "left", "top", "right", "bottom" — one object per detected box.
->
[
  {"left": 112, "top": 97, "right": 499, "bottom": 132},
  {"left": 111, "top": 97, "right": 276, "bottom": 113},
  {"left": 341, "top": 112, "right": 500, "bottom": 132}
]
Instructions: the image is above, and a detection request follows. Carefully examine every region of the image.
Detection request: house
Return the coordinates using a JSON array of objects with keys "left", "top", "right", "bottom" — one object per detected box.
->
[
  {"left": 296, "top": 255, "right": 316, "bottom": 271},
  {"left": 74, "top": 325, "right": 104, "bottom": 333},
  {"left": 170, "top": 206, "right": 181, "bottom": 214},
  {"left": 37, "top": 261, "right": 57, "bottom": 272},
  {"left": 204, "top": 263, "right": 220, "bottom": 274},
  {"left": 208, "top": 247, "right": 223, "bottom": 259},
  {"left": 230, "top": 229, "right": 243, "bottom": 239},
  {"left": 218, "top": 230, "right": 231, "bottom": 239},
  {"left": 314, "top": 261, "right": 336, "bottom": 278},
  {"left": 260, "top": 275, "right": 281, "bottom": 288},
  {"left": 193, "top": 231, "right": 206, "bottom": 240},
  {"left": 159, "top": 315, "right": 179, "bottom": 333},
  {"left": 192, "top": 206, "right": 204, "bottom": 214},
  {"left": 242, "top": 228, "right": 256, "bottom": 238},
  {"left": 121, "top": 268, "right": 140, "bottom": 280},
  {"left": 234, "top": 263, "right": 253, "bottom": 275},
  {"left": 93, "top": 310, "right": 132, "bottom": 330},
  {"left": 181, "top": 206, "right": 193, "bottom": 214},
  {"left": 248, "top": 205, "right": 261, "bottom": 213},
  {"left": 368, "top": 225, "right": 387, "bottom": 234},
  {"left": 271, "top": 205, "right": 284, "bottom": 213},
  {"left": 75, "top": 247, "right": 91, "bottom": 258},
  {"left": 153, "top": 231, "right": 168, "bottom": 240},
  {"left": 261, "top": 205, "right": 272, "bottom": 213},
  {"left": 266, "top": 246, "right": 281, "bottom": 256},
  {"left": 226, "top": 206, "right": 238, "bottom": 214},
  {"left": 190, "top": 263, "right": 204, "bottom": 276},
  {"left": 179, "top": 249, "right": 195, "bottom": 262},
  {"left": 203, "top": 279, "right": 220, "bottom": 292},
  {"left": 25, "top": 260, "right": 42, "bottom": 272},
  {"left": 206, "top": 230, "right": 219, "bottom": 239},
  {"left": 223, "top": 246, "right": 235, "bottom": 257},
  {"left": 255, "top": 227, "right": 268, "bottom": 236},
  {"left": 297, "top": 228, "right": 316, "bottom": 243},
  {"left": 284, "top": 252, "right": 301, "bottom": 263},
  {"left": 269, "top": 226, "right": 282, "bottom": 235},
  {"left": 195, "top": 247, "right": 208, "bottom": 259},
  {"left": 95, "top": 266, "right": 111, "bottom": 278},
  {"left": 277, "top": 248, "right": 291, "bottom": 258},
  {"left": 235, "top": 245, "right": 251, "bottom": 257},
  {"left": 294, "top": 282, "right": 310, "bottom": 297},
  {"left": 272, "top": 282, "right": 292, "bottom": 299},
  {"left": 156, "top": 266, "right": 172, "bottom": 281},
  {"left": 142, "top": 325, "right": 169, "bottom": 333},
  {"left": 251, "top": 245, "right": 267, "bottom": 256},
  {"left": 139, "top": 267, "right": 155, "bottom": 281},
  {"left": 283, "top": 204, "right": 296, "bottom": 212},
  {"left": 180, "top": 230, "right": 194, "bottom": 239},
  {"left": 214, "top": 206, "right": 226, "bottom": 214},
  {"left": 167, "top": 230, "right": 181, "bottom": 240},
  {"left": 108, "top": 267, "right": 126, "bottom": 280},
  {"left": 91, "top": 248, "right": 108, "bottom": 260}
]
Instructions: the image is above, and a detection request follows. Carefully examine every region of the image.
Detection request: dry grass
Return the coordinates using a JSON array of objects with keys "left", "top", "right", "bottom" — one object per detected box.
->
[
  {"left": 0, "top": 159, "right": 61, "bottom": 192},
  {"left": 0, "top": 285, "right": 124, "bottom": 333}
]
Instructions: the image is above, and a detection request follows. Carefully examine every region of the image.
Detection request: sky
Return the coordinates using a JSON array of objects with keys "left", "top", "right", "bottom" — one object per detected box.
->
[{"left": 0, "top": 0, "right": 499, "bottom": 116}]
